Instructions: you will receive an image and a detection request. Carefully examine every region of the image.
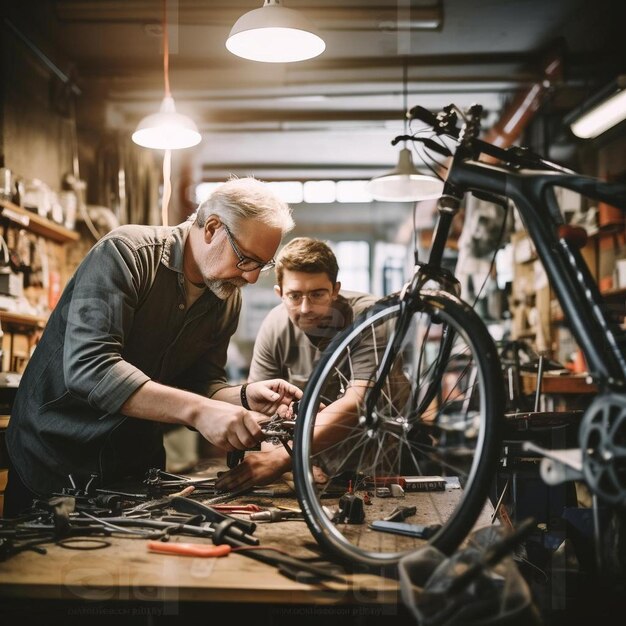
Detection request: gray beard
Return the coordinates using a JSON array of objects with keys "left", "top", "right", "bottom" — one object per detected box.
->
[{"left": 206, "top": 278, "right": 245, "bottom": 300}]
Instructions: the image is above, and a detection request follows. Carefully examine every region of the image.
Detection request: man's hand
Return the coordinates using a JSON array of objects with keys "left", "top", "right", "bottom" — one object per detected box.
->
[
  {"left": 246, "top": 379, "right": 302, "bottom": 416},
  {"left": 192, "top": 404, "right": 267, "bottom": 452},
  {"left": 215, "top": 447, "right": 291, "bottom": 492}
]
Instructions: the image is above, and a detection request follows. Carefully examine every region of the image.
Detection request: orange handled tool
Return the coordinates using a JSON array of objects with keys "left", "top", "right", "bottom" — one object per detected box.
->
[{"left": 147, "top": 541, "right": 231, "bottom": 558}]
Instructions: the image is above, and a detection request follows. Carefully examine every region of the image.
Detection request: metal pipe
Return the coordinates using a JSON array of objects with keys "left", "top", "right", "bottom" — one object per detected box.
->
[{"left": 4, "top": 18, "right": 81, "bottom": 95}]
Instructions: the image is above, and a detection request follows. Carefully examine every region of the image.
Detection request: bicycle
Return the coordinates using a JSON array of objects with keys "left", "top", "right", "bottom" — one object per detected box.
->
[{"left": 290, "top": 103, "right": 626, "bottom": 571}]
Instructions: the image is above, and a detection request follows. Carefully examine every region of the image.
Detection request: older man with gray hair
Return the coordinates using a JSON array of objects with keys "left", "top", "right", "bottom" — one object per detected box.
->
[{"left": 5, "top": 177, "right": 300, "bottom": 515}]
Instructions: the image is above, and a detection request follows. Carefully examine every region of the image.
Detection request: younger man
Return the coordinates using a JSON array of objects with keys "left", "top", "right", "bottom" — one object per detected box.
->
[{"left": 216, "top": 237, "right": 378, "bottom": 490}]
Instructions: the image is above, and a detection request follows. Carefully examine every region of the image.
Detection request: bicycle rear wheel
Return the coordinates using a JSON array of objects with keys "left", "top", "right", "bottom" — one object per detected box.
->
[{"left": 293, "top": 290, "right": 504, "bottom": 570}]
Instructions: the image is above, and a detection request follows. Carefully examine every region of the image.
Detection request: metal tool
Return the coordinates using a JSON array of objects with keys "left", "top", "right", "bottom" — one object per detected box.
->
[
  {"left": 169, "top": 496, "right": 257, "bottom": 536},
  {"left": 369, "top": 520, "right": 442, "bottom": 538},
  {"left": 249, "top": 509, "right": 303, "bottom": 522},
  {"left": 123, "top": 485, "right": 196, "bottom": 516},
  {"left": 147, "top": 540, "right": 231, "bottom": 558},
  {"left": 382, "top": 505, "right": 417, "bottom": 523},
  {"left": 211, "top": 504, "right": 263, "bottom": 513}
]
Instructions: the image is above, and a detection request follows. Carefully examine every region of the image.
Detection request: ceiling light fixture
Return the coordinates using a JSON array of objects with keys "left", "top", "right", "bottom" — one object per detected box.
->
[
  {"left": 226, "top": 0, "right": 325, "bottom": 63},
  {"left": 569, "top": 75, "right": 626, "bottom": 139},
  {"left": 368, "top": 59, "right": 444, "bottom": 202},
  {"left": 132, "top": 2, "right": 201, "bottom": 150}
]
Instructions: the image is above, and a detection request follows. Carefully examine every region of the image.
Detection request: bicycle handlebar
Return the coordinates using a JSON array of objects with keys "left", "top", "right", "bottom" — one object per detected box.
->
[{"left": 405, "top": 103, "right": 573, "bottom": 174}]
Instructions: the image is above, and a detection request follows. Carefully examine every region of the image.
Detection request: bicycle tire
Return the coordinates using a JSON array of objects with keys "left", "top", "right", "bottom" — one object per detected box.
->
[{"left": 293, "top": 290, "right": 504, "bottom": 570}]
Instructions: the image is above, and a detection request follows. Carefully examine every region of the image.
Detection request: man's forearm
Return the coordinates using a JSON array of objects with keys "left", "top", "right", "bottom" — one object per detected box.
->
[
  {"left": 210, "top": 385, "right": 242, "bottom": 406},
  {"left": 121, "top": 380, "right": 225, "bottom": 428}
]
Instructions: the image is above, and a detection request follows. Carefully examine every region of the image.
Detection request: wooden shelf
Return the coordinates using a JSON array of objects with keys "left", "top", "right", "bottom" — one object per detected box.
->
[
  {"left": 0, "top": 310, "right": 47, "bottom": 331},
  {"left": 0, "top": 199, "right": 79, "bottom": 244},
  {"left": 602, "top": 286, "right": 626, "bottom": 300},
  {"left": 521, "top": 372, "right": 597, "bottom": 395},
  {"left": 551, "top": 287, "right": 626, "bottom": 324}
]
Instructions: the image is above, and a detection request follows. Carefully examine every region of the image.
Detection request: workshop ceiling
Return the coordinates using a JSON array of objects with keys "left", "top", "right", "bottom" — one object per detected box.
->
[{"left": 6, "top": 0, "right": 626, "bottom": 183}]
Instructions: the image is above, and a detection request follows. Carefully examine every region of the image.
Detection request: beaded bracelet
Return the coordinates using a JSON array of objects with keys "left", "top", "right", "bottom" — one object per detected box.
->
[{"left": 240, "top": 383, "right": 251, "bottom": 410}]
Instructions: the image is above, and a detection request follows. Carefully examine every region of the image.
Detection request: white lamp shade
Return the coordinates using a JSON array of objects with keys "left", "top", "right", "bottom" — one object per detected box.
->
[
  {"left": 132, "top": 96, "right": 201, "bottom": 150},
  {"left": 226, "top": 1, "right": 325, "bottom": 63},
  {"left": 368, "top": 148, "right": 444, "bottom": 202},
  {"left": 570, "top": 87, "right": 626, "bottom": 139}
]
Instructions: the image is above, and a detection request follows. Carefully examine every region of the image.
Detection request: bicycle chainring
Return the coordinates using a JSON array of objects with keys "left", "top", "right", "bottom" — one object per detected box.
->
[{"left": 580, "top": 392, "right": 626, "bottom": 507}]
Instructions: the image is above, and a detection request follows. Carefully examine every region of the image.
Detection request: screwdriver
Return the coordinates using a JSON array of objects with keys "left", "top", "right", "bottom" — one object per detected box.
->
[{"left": 249, "top": 509, "right": 303, "bottom": 522}]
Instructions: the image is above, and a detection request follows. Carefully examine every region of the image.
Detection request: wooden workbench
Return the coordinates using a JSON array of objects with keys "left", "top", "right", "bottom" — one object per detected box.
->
[
  {"left": 0, "top": 520, "right": 399, "bottom": 605},
  {"left": 0, "top": 468, "right": 495, "bottom": 621}
]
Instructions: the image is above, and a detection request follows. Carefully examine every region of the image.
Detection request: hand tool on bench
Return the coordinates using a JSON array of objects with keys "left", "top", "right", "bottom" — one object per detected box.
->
[
  {"left": 209, "top": 519, "right": 345, "bottom": 584},
  {"left": 124, "top": 485, "right": 196, "bottom": 516},
  {"left": 210, "top": 504, "right": 263, "bottom": 513},
  {"left": 249, "top": 509, "right": 303, "bottom": 522},
  {"left": 147, "top": 540, "right": 231, "bottom": 558},
  {"left": 369, "top": 520, "right": 442, "bottom": 538},
  {"left": 382, "top": 505, "right": 417, "bottom": 522},
  {"left": 169, "top": 495, "right": 257, "bottom": 535}
]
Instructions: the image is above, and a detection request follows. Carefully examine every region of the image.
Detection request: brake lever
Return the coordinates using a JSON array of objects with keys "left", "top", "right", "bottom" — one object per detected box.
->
[{"left": 391, "top": 134, "right": 452, "bottom": 158}]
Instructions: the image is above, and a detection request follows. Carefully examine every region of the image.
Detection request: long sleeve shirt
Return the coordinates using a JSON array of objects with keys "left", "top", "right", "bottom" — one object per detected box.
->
[{"left": 7, "top": 221, "right": 240, "bottom": 495}]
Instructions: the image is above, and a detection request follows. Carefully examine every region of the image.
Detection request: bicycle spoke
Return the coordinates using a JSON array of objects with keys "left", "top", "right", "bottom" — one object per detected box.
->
[{"left": 294, "top": 296, "right": 503, "bottom": 567}]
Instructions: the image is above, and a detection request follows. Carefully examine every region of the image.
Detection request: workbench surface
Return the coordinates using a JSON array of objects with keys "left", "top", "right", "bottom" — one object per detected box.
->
[{"left": 0, "top": 467, "right": 493, "bottom": 611}]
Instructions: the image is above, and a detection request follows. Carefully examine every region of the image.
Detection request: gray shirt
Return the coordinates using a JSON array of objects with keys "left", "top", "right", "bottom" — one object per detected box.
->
[
  {"left": 249, "top": 291, "right": 378, "bottom": 391},
  {"left": 7, "top": 221, "right": 240, "bottom": 495}
]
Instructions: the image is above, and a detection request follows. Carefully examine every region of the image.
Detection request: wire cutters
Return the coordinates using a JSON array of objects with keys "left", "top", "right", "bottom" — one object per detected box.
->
[{"left": 147, "top": 540, "right": 231, "bottom": 558}]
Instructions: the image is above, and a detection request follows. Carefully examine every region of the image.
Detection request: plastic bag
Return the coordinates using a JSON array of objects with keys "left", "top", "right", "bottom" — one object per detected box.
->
[{"left": 399, "top": 525, "right": 539, "bottom": 626}]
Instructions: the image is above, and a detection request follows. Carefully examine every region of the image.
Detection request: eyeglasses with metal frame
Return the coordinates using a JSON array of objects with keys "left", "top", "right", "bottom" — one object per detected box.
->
[
  {"left": 282, "top": 289, "right": 332, "bottom": 306},
  {"left": 222, "top": 223, "right": 275, "bottom": 272}
]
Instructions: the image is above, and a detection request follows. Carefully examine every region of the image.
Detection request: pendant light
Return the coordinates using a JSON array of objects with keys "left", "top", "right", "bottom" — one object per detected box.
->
[
  {"left": 226, "top": 0, "right": 325, "bottom": 63},
  {"left": 569, "top": 75, "right": 626, "bottom": 139},
  {"left": 368, "top": 60, "right": 443, "bottom": 202},
  {"left": 132, "top": 1, "right": 201, "bottom": 150}
]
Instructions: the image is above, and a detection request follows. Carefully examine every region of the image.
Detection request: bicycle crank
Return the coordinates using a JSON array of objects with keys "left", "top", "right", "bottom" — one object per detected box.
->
[{"left": 579, "top": 392, "right": 626, "bottom": 507}]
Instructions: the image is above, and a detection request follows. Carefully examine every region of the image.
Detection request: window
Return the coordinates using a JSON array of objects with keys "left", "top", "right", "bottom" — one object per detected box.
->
[
  {"left": 196, "top": 179, "right": 389, "bottom": 206},
  {"left": 331, "top": 240, "right": 370, "bottom": 293},
  {"left": 336, "top": 180, "right": 373, "bottom": 203},
  {"left": 267, "top": 181, "right": 303, "bottom": 204},
  {"left": 303, "top": 180, "right": 335, "bottom": 203}
]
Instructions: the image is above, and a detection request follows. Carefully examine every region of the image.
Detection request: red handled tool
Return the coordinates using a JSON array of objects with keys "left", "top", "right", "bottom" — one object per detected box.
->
[{"left": 147, "top": 541, "right": 231, "bottom": 558}]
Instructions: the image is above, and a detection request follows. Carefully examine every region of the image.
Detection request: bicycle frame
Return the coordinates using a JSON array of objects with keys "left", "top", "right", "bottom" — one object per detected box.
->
[{"left": 430, "top": 158, "right": 626, "bottom": 388}]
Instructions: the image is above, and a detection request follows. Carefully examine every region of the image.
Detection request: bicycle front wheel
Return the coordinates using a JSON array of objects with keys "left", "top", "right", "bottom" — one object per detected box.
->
[{"left": 293, "top": 291, "right": 504, "bottom": 570}]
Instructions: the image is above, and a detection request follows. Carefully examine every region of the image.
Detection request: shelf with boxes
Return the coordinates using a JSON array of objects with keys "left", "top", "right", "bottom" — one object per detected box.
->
[
  {"left": 0, "top": 199, "right": 79, "bottom": 244},
  {"left": 0, "top": 199, "right": 80, "bottom": 515},
  {"left": 510, "top": 220, "right": 626, "bottom": 372}
]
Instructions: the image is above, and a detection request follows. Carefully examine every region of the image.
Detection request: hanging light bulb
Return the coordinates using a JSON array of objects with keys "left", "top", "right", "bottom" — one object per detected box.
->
[
  {"left": 368, "top": 59, "right": 443, "bottom": 202},
  {"left": 132, "top": 92, "right": 201, "bottom": 149},
  {"left": 132, "top": 96, "right": 201, "bottom": 150},
  {"left": 132, "top": 1, "right": 201, "bottom": 150},
  {"left": 226, "top": 0, "right": 325, "bottom": 63}
]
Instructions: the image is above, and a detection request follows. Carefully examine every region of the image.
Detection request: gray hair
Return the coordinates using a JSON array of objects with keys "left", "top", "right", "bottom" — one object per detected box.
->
[{"left": 194, "top": 177, "right": 294, "bottom": 234}]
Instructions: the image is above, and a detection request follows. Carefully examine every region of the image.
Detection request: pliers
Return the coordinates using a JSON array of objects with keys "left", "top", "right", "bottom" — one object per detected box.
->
[{"left": 147, "top": 540, "right": 231, "bottom": 558}]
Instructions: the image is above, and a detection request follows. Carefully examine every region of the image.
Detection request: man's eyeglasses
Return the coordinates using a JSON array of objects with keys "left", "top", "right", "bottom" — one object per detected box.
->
[
  {"left": 222, "top": 224, "right": 275, "bottom": 272},
  {"left": 283, "top": 289, "right": 332, "bottom": 306}
]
